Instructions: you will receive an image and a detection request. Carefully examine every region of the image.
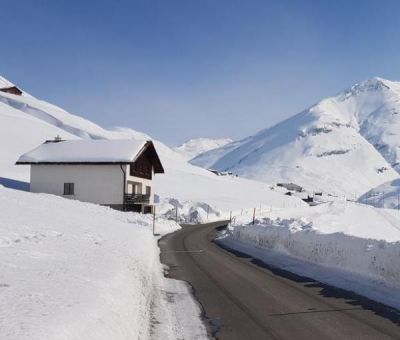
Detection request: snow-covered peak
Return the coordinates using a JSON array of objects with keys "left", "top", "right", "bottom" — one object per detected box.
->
[
  {"left": 174, "top": 137, "right": 233, "bottom": 160},
  {"left": 192, "top": 77, "right": 400, "bottom": 196},
  {"left": 338, "top": 77, "right": 400, "bottom": 101}
]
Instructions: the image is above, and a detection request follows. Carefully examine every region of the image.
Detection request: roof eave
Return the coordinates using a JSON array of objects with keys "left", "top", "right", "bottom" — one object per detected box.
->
[{"left": 15, "top": 161, "right": 132, "bottom": 165}]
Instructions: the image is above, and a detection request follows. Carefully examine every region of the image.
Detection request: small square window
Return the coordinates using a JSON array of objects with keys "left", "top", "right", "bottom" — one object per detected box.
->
[{"left": 64, "top": 183, "right": 74, "bottom": 195}]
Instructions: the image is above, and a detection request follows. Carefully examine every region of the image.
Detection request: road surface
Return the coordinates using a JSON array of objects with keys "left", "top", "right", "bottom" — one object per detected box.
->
[{"left": 159, "top": 221, "right": 400, "bottom": 340}]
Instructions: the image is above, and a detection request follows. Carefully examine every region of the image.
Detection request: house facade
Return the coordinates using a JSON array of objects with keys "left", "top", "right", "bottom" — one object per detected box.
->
[{"left": 16, "top": 138, "right": 164, "bottom": 213}]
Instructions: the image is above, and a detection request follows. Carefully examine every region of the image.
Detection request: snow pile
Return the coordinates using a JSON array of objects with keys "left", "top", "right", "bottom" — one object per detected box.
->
[
  {"left": 174, "top": 137, "right": 233, "bottom": 160},
  {"left": 192, "top": 77, "right": 400, "bottom": 197},
  {"left": 219, "top": 201, "right": 400, "bottom": 309},
  {"left": 157, "top": 197, "right": 222, "bottom": 224},
  {"left": 0, "top": 186, "right": 207, "bottom": 340}
]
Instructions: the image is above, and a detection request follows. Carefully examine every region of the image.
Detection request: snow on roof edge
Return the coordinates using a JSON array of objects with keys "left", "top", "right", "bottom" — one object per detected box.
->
[{"left": 16, "top": 139, "right": 152, "bottom": 164}]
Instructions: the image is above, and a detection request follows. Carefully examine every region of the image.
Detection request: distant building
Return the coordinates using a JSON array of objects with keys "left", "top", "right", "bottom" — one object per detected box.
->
[
  {"left": 16, "top": 138, "right": 165, "bottom": 213},
  {"left": 0, "top": 86, "right": 23, "bottom": 96},
  {"left": 277, "top": 182, "right": 303, "bottom": 192}
]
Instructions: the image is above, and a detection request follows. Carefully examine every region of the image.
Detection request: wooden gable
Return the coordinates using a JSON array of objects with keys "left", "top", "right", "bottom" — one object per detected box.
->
[
  {"left": 129, "top": 141, "right": 164, "bottom": 179},
  {"left": 0, "top": 86, "right": 23, "bottom": 96}
]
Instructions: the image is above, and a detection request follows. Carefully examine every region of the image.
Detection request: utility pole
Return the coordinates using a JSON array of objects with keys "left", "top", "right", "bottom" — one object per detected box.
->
[{"left": 252, "top": 208, "right": 256, "bottom": 225}]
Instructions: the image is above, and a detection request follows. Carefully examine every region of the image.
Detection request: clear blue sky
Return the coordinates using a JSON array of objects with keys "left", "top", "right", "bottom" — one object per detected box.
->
[{"left": 2, "top": 0, "right": 400, "bottom": 145}]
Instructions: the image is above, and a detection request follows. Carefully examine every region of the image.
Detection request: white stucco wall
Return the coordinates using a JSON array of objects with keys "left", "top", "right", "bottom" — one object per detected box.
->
[{"left": 30, "top": 164, "right": 125, "bottom": 205}]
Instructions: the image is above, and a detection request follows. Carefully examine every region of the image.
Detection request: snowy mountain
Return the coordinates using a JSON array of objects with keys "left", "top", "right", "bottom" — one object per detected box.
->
[
  {"left": 358, "top": 178, "right": 400, "bottom": 209},
  {"left": 174, "top": 137, "right": 233, "bottom": 160},
  {"left": 0, "top": 76, "right": 299, "bottom": 212},
  {"left": 192, "top": 77, "right": 400, "bottom": 197}
]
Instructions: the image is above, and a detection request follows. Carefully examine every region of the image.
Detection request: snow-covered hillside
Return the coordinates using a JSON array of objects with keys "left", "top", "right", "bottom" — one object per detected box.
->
[
  {"left": 174, "top": 137, "right": 232, "bottom": 160},
  {"left": 192, "top": 78, "right": 400, "bottom": 197},
  {"left": 0, "top": 76, "right": 299, "bottom": 213},
  {"left": 359, "top": 178, "right": 400, "bottom": 209},
  {"left": 0, "top": 185, "right": 207, "bottom": 340}
]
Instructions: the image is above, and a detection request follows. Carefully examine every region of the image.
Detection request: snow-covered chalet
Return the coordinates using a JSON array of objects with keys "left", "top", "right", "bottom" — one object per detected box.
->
[{"left": 16, "top": 138, "right": 164, "bottom": 213}]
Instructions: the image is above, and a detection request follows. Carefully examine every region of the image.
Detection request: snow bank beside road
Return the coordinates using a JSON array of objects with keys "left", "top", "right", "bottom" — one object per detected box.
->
[
  {"left": 157, "top": 197, "right": 222, "bottom": 224},
  {"left": 220, "top": 201, "right": 400, "bottom": 309},
  {"left": 0, "top": 186, "right": 207, "bottom": 340}
]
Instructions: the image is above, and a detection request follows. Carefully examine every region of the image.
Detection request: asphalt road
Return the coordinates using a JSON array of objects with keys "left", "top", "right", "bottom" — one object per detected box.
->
[{"left": 159, "top": 221, "right": 400, "bottom": 340}]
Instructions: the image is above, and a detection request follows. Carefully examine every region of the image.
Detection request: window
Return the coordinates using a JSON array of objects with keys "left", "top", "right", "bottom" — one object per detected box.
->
[
  {"left": 64, "top": 183, "right": 74, "bottom": 195},
  {"left": 146, "top": 186, "right": 151, "bottom": 196}
]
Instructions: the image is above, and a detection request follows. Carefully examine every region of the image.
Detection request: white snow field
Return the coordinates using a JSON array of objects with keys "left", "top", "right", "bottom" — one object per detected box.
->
[
  {"left": 218, "top": 201, "right": 400, "bottom": 309},
  {"left": 174, "top": 137, "right": 232, "bottom": 160},
  {"left": 192, "top": 77, "right": 400, "bottom": 197},
  {"left": 0, "top": 185, "right": 207, "bottom": 340}
]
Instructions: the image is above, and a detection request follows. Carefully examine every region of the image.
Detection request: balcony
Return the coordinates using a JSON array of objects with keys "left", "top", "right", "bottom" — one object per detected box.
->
[{"left": 124, "top": 193, "right": 150, "bottom": 205}]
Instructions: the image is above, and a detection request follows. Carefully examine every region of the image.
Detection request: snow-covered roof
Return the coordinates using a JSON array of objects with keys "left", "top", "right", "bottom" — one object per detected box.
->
[
  {"left": 16, "top": 139, "right": 152, "bottom": 164},
  {"left": 0, "top": 76, "right": 15, "bottom": 89}
]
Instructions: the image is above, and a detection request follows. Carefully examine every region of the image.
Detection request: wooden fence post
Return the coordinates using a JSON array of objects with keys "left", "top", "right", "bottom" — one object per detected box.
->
[{"left": 153, "top": 205, "right": 156, "bottom": 236}]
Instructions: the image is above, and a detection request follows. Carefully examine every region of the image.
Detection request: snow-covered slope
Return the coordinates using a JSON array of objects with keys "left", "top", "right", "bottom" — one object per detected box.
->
[
  {"left": 0, "top": 185, "right": 207, "bottom": 340},
  {"left": 0, "top": 76, "right": 299, "bottom": 212},
  {"left": 174, "top": 137, "right": 232, "bottom": 160},
  {"left": 358, "top": 178, "right": 400, "bottom": 209},
  {"left": 192, "top": 78, "right": 400, "bottom": 197}
]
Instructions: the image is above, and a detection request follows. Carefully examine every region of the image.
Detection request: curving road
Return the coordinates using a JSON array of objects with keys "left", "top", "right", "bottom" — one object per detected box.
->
[{"left": 159, "top": 221, "right": 400, "bottom": 340}]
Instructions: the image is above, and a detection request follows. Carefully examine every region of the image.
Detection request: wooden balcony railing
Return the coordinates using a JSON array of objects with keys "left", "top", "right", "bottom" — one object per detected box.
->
[{"left": 124, "top": 194, "right": 151, "bottom": 204}]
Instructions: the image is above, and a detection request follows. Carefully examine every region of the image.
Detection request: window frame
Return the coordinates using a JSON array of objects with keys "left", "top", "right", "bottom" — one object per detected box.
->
[{"left": 64, "top": 182, "right": 75, "bottom": 195}]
